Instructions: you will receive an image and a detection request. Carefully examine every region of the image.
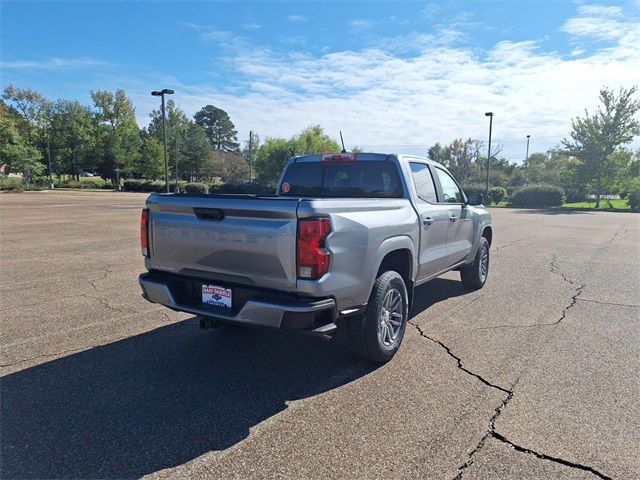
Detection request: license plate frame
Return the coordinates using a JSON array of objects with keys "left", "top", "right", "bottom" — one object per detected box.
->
[{"left": 201, "top": 284, "right": 232, "bottom": 309}]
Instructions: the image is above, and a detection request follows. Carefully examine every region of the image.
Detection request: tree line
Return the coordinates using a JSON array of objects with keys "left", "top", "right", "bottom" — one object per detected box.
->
[
  {"left": 427, "top": 87, "right": 639, "bottom": 207},
  {"left": 1, "top": 84, "right": 638, "bottom": 207},
  {"left": 0, "top": 85, "right": 254, "bottom": 185}
]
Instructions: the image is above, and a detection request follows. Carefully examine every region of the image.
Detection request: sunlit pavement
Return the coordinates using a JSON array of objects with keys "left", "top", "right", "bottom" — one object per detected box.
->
[{"left": 1, "top": 190, "right": 638, "bottom": 479}]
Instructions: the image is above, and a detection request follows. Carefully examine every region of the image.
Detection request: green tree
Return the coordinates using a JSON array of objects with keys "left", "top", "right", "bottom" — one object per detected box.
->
[
  {"left": 216, "top": 151, "right": 249, "bottom": 182},
  {"left": 254, "top": 137, "right": 292, "bottom": 184},
  {"left": 193, "top": 105, "right": 240, "bottom": 152},
  {"left": 51, "top": 100, "right": 95, "bottom": 179},
  {"left": 2, "top": 85, "right": 55, "bottom": 180},
  {"left": 292, "top": 125, "right": 340, "bottom": 154},
  {"left": 0, "top": 103, "right": 44, "bottom": 181},
  {"left": 254, "top": 126, "right": 340, "bottom": 184},
  {"left": 2, "top": 84, "right": 48, "bottom": 141},
  {"left": 442, "top": 138, "right": 482, "bottom": 183},
  {"left": 181, "top": 122, "right": 215, "bottom": 180},
  {"left": 427, "top": 143, "right": 446, "bottom": 164},
  {"left": 148, "top": 100, "right": 190, "bottom": 180},
  {"left": 138, "top": 135, "right": 165, "bottom": 180},
  {"left": 563, "top": 86, "right": 640, "bottom": 207},
  {"left": 91, "top": 89, "right": 142, "bottom": 179}
]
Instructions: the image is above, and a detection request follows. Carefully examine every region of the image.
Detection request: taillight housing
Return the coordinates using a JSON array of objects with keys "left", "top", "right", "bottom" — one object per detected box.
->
[
  {"left": 297, "top": 218, "right": 331, "bottom": 279},
  {"left": 141, "top": 208, "right": 150, "bottom": 257}
]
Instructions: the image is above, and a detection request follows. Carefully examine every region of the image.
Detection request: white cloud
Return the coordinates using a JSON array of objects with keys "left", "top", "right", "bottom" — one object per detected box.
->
[
  {"left": 349, "top": 19, "right": 375, "bottom": 31},
  {"left": 561, "top": 3, "right": 638, "bottom": 40},
  {"left": 287, "top": 14, "right": 308, "bottom": 22},
  {"left": 576, "top": 5, "right": 622, "bottom": 16},
  {"left": 142, "top": 7, "right": 640, "bottom": 161},
  {"left": 242, "top": 23, "right": 261, "bottom": 31},
  {"left": 0, "top": 57, "right": 111, "bottom": 69},
  {"left": 279, "top": 35, "right": 307, "bottom": 46}
]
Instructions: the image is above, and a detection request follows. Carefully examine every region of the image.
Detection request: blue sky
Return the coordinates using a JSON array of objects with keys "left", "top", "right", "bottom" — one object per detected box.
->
[{"left": 2, "top": 1, "right": 639, "bottom": 161}]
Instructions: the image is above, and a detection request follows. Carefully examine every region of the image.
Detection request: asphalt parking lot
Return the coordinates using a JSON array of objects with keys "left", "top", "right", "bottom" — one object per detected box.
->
[{"left": 1, "top": 190, "right": 638, "bottom": 480}]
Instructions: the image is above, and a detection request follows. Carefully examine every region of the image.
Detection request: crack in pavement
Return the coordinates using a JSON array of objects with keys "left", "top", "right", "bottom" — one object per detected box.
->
[
  {"left": 410, "top": 256, "right": 611, "bottom": 479},
  {"left": 577, "top": 297, "right": 640, "bottom": 308},
  {"left": 410, "top": 322, "right": 614, "bottom": 480},
  {"left": 602, "top": 225, "right": 628, "bottom": 248},
  {"left": 453, "top": 380, "right": 518, "bottom": 480},
  {"left": 469, "top": 257, "right": 585, "bottom": 332},
  {"left": 78, "top": 293, "right": 139, "bottom": 315},
  {"left": 409, "top": 321, "right": 511, "bottom": 394},
  {"left": 490, "top": 431, "right": 613, "bottom": 480},
  {"left": 87, "top": 264, "right": 113, "bottom": 293},
  {"left": 491, "top": 238, "right": 527, "bottom": 253},
  {"left": 550, "top": 254, "right": 581, "bottom": 288}
]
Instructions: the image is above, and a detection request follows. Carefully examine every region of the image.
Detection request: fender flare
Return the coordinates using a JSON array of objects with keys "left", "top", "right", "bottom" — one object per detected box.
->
[{"left": 365, "top": 235, "right": 417, "bottom": 298}]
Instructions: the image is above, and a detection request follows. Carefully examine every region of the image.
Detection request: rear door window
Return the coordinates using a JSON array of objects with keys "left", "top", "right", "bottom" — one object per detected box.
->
[
  {"left": 410, "top": 163, "right": 438, "bottom": 203},
  {"left": 435, "top": 168, "right": 463, "bottom": 203}
]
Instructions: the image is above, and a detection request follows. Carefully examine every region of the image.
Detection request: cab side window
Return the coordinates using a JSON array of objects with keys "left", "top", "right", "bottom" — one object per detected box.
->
[
  {"left": 410, "top": 163, "right": 438, "bottom": 203},
  {"left": 435, "top": 168, "right": 462, "bottom": 203}
]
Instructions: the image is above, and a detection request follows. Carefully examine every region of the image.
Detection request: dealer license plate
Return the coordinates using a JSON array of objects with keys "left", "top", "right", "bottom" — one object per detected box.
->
[{"left": 202, "top": 285, "right": 232, "bottom": 309}]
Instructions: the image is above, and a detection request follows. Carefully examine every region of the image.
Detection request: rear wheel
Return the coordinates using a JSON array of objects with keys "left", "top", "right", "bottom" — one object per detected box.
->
[
  {"left": 460, "top": 236, "right": 490, "bottom": 289},
  {"left": 347, "top": 271, "right": 408, "bottom": 363}
]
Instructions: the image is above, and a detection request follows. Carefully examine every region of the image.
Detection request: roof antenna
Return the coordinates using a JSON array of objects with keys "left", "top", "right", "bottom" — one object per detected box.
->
[{"left": 339, "top": 131, "right": 346, "bottom": 153}]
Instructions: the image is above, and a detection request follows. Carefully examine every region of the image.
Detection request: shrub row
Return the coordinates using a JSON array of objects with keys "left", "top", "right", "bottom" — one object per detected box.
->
[
  {"left": 209, "top": 183, "right": 275, "bottom": 195},
  {"left": 459, "top": 184, "right": 506, "bottom": 205},
  {"left": 0, "top": 177, "right": 25, "bottom": 191},
  {"left": 509, "top": 184, "right": 564, "bottom": 207},
  {"left": 123, "top": 179, "right": 165, "bottom": 192},
  {"left": 56, "top": 178, "right": 113, "bottom": 189}
]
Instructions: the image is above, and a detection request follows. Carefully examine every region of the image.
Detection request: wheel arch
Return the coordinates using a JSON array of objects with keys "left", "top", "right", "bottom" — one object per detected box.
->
[
  {"left": 372, "top": 238, "right": 416, "bottom": 309},
  {"left": 482, "top": 225, "right": 493, "bottom": 246}
]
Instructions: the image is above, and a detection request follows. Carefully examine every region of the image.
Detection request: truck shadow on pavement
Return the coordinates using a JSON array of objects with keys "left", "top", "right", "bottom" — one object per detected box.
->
[{"left": 1, "top": 279, "right": 467, "bottom": 479}]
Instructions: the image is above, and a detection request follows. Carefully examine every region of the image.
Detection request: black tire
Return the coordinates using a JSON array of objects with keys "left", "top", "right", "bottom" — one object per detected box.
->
[
  {"left": 347, "top": 271, "right": 409, "bottom": 363},
  {"left": 460, "top": 236, "right": 490, "bottom": 289}
]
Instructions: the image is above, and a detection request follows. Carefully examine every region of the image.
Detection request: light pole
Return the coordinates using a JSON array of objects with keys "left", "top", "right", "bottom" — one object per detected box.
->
[
  {"left": 524, "top": 134, "right": 530, "bottom": 184},
  {"left": 485, "top": 112, "right": 494, "bottom": 199},
  {"left": 151, "top": 89, "right": 174, "bottom": 193},
  {"left": 248, "top": 131, "right": 253, "bottom": 183}
]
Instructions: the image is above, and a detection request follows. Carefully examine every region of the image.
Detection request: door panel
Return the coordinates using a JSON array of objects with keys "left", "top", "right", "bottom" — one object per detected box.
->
[
  {"left": 447, "top": 205, "right": 474, "bottom": 264},
  {"left": 408, "top": 162, "right": 451, "bottom": 280},
  {"left": 416, "top": 204, "right": 451, "bottom": 278},
  {"left": 432, "top": 167, "right": 475, "bottom": 266}
]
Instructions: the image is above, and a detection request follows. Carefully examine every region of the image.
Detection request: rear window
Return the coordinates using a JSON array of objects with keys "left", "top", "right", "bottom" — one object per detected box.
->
[{"left": 279, "top": 161, "right": 403, "bottom": 198}]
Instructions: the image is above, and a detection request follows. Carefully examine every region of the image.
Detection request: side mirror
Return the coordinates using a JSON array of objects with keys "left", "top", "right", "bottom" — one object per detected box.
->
[{"left": 466, "top": 193, "right": 484, "bottom": 206}]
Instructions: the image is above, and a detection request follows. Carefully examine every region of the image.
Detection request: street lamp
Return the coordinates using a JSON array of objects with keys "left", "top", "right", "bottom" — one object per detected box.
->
[
  {"left": 151, "top": 88, "right": 174, "bottom": 193},
  {"left": 524, "top": 134, "right": 531, "bottom": 184},
  {"left": 485, "top": 112, "right": 494, "bottom": 199}
]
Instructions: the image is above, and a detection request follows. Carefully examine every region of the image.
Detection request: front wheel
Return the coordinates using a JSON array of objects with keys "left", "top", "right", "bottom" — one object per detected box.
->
[
  {"left": 460, "top": 237, "right": 490, "bottom": 289},
  {"left": 347, "top": 271, "right": 409, "bottom": 363}
]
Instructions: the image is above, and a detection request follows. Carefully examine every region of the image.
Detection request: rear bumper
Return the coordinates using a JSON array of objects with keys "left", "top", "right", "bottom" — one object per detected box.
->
[{"left": 138, "top": 272, "right": 337, "bottom": 333}]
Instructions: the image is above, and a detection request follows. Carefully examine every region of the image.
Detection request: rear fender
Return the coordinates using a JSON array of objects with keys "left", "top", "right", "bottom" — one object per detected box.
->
[{"left": 365, "top": 235, "right": 417, "bottom": 299}]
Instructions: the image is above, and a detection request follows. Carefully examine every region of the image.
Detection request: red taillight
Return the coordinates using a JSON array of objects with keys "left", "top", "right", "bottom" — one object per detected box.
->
[
  {"left": 141, "top": 208, "right": 149, "bottom": 257},
  {"left": 321, "top": 152, "right": 357, "bottom": 162},
  {"left": 297, "top": 218, "right": 331, "bottom": 279}
]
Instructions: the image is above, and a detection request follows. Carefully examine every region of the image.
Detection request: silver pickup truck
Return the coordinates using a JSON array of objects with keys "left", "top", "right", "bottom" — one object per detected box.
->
[{"left": 139, "top": 153, "right": 492, "bottom": 362}]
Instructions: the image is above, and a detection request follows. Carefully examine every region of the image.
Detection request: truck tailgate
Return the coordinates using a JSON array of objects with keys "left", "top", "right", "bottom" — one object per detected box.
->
[{"left": 146, "top": 194, "right": 300, "bottom": 291}]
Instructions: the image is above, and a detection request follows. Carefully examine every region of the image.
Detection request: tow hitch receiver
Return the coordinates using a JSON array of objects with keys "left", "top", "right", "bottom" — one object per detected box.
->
[{"left": 198, "top": 316, "right": 222, "bottom": 330}]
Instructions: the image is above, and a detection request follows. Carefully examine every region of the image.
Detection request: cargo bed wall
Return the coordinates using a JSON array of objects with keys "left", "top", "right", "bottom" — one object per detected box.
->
[{"left": 146, "top": 195, "right": 300, "bottom": 292}]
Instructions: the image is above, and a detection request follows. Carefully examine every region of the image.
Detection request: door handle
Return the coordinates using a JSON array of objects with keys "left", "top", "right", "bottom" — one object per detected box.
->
[
  {"left": 449, "top": 215, "right": 457, "bottom": 222},
  {"left": 423, "top": 217, "right": 433, "bottom": 226}
]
